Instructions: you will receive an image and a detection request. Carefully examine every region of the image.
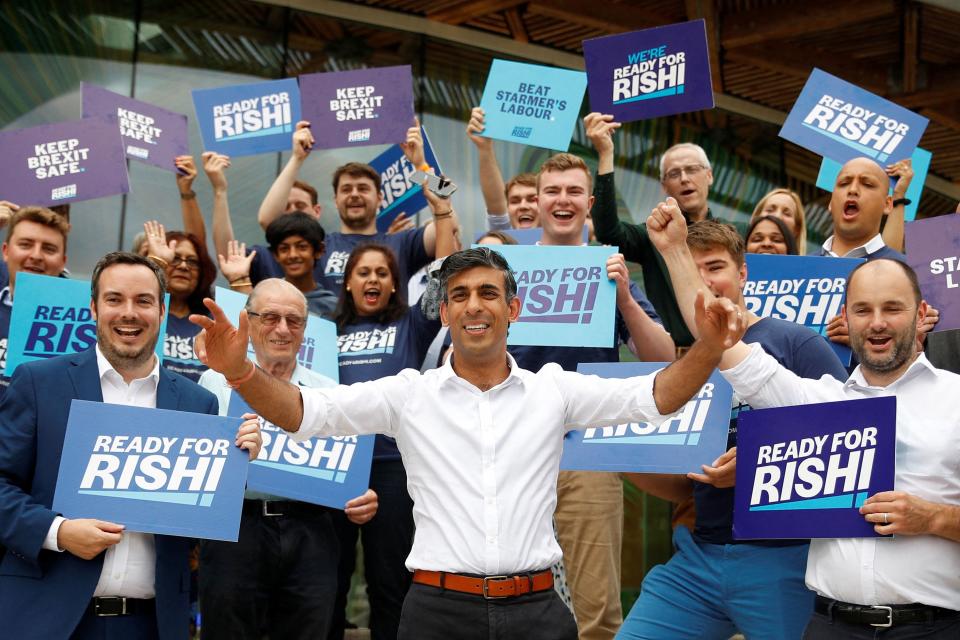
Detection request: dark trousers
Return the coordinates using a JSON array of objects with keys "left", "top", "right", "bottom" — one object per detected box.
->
[
  {"left": 200, "top": 500, "right": 339, "bottom": 640},
  {"left": 70, "top": 604, "right": 159, "bottom": 640},
  {"left": 804, "top": 611, "right": 960, "bottom": 639},
  {"left": 398, "top": 582, "right": 579, "bottom": 640},
  {"left": 328, "top": 459, "right": 414, "bottom": 640}
]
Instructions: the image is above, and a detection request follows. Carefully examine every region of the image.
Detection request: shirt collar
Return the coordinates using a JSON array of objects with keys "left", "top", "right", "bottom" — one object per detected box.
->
[
  {"left": 845, "top": 352, "right": 940, "bottom": 390},
  {"left": 95, "top": 344, "right": 161, "bottom": 387},
  {"left": 821, "top": 234, "right": 886, "bottom": 258},
  {"left": 439, "top": 350, "right": 524, "bottom": 392}
]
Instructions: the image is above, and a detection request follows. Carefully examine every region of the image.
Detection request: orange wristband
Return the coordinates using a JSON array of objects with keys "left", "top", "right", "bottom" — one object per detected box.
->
[{"left": 226, "top": 360, "right": 256, "bottom": 389}]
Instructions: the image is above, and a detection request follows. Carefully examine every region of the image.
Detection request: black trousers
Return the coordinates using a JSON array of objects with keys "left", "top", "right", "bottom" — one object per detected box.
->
[
  {"left": 804, "top": 611, "right": 960, "bottom": 639},
  {"left": 398, "top": 582, "right": 579, "bottom": 640},
  {"left": 199, "top": 500, "right": 339, "bottom": 640},
  {"left": 70, "top": 604, "right": 159, "bottom": 640},
  {"left": 328, "top": 458, "right": 415, "bottom": 640}
]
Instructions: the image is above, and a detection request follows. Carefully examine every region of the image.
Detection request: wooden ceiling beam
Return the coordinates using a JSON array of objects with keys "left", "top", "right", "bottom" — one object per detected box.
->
[
  {"left": 525, "top": 0, "right": 671, "bottom": 34},
  {"left": 427, "top": 0, "right": 527, "bottom": 26},
  {"left": 903, "top": 1, "right": 919, "bottom": 93},
  {"left": 724, "top": 44, "right": 889, "bottom": 94},
  {"left": 503, "top": 7, "right": 529, "bottom": 43},
  {"left": 722, "top": 0, "right": 896, "bottom": 49}
]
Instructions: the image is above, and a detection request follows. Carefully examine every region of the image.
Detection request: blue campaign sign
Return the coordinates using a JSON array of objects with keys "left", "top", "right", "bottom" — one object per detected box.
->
[
  {"left": 560, "top": 362, "right": 732, "bottom": 473},
  {"left": 192, "top": 78, "right": 300, "bottom": 157},
  {"left": 227, "top": 393, "right": 373, "bottom": 509},
  {"left": 905, "top": 215, "right": 960, "bottom": 333},
  {"left": 215, "top": 286, "right": 339, "bottom": 382},
  {"left": 5, "top": 273, "right": 168, "bottom": 377},
  {"left": 483, "top": 245, "right": 617, "bottom": 348},
  {"left": 733, "top": 396, "right": 896, "bottom": 540},
  {"left": 816, "top": 147, "right": 932, "bottom": 222},
  {"left": 743, "top": 254, "right": 862, "bottom": 365},
  {"left": 474, "top": 227, "right": 588, "bottom": 245},
  {"left": 53, "top": 400, "right": 248, "bottom": 541},
  {"left": 479, "top": 59, "right": 587, "bottom": 151},
  {"left": 779, "top": 68, "right": 928, "bottom": 165},
  {"left": 369, "top": 126, "right": 442, "bottom": 232},
  {"left": 583, "top": 20, "right": 714, "bottom": 123}
]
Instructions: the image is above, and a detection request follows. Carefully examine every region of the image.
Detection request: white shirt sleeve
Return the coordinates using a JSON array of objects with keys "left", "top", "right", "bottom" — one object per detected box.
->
[
  {"left": 721, "top": 342, "right": 845, "bottom": 408},
  {"left": 293, "top": 370, "right": 417, "bottom": 442},
  {"left": 551, "top": 365, "right": 678, "bottom": 432},
  {"left": 42, "top": 515, "right": 65, "bottom": 552},
  {"left": 486, "top": 213, "right": 511, "bottom": 231}
]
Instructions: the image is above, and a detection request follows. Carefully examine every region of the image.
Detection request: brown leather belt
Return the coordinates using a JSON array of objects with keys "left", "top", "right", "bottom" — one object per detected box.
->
[{"left": 413, "top": 569, "right": 554, "bottom": 599}]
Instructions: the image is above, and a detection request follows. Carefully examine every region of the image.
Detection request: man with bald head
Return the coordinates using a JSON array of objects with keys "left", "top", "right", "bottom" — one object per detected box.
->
[
  {"left": 714, "top": 259, "right": 960, "bottom": 638},
  {"left": 818, "top": 157, "right": 905, "bottom": 262},
  {"left": 197, "top": 279, "right": 377, "bottom": 639}
]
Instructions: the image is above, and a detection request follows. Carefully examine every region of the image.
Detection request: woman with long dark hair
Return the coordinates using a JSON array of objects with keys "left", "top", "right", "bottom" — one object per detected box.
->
[
  {"left": 744, "top": 214, "right": 799, "bottom": 256},
  {"left": 144, "top": 220, "right": 217, "bottom": 381},
  {"left": 329, "top": 242, "right": 442, "bottom": 640}
]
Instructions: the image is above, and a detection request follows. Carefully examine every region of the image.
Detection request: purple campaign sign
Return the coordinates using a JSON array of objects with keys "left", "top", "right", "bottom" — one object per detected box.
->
[
  {"left": 583, "top": 19, "right": 714, "bottom": 122},
  {"left": 0, "top": 117, "right": 129, "bottom": 207},
  {"left": 81, "top": 83, "right": 189, "bottom": 172},
  {"left": 733, "top": 396, "right": 896, "bottom": 540},
  {"left": 300, "top": 66, "right": 414, "bottom": 149},
  {"left": 905, "top": 215, "right": 960, "bottom": 333}
]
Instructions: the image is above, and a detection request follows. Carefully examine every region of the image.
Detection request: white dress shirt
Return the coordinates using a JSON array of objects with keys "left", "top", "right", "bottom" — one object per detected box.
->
[
  {"left": 43, "top": 346, "right": 160, "bottom": 599},
  {"left": 820, "top": 233, "right": 887, "bottom": 258},
  {"left": 295, "top": 353, "right": 671, "bottom": 575},
  {"left": 722, "top": 343, "right": 960, "bottom": 608}
]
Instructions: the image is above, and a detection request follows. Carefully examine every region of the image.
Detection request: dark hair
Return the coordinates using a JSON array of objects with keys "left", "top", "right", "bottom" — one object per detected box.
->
[
  {"left": 745, "top": 215, "right": 798, "bottom": 256},
  {"left": 438, "top": 247, "right": 517, "bottom": 303},
  {"left": 165, "top": 231, "right": 216, "bottom": 315},
  {"left": 91, "top": 251, "right": 166, "bottom": 302},
  {"left": 291, "top": 179, "right": 318, "bottom": 207},
  {"left": 334, "top": 243, "right": 407, "bottom": 331},
  {"left": 477, "top": 231, "right": 519, "bottom": 245},
  {"left": 266, "top": 212, "right": 325, "bottom": 254},
  {"left": 686, "top": 220, "right": 746, "bottom": 267},
  {"left": 332, "top": 162, "right": 381, "bottom": 193},
  {"left": 846, "top": 258, "right": 922, "bottom": 307}
]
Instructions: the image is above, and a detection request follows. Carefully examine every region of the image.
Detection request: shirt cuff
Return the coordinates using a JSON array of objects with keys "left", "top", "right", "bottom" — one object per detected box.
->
[
  {"left": 486, "top": 213, "right": 510, "bottom": 231},
  {"left": 719, "top": 342, "right": 770, "bottom": 395},
  {"left": 292, "top": 386, "right": 329, "bottom": 442},
  {"left": 43, "top": 515, "right": 65, "bottom": 552}
]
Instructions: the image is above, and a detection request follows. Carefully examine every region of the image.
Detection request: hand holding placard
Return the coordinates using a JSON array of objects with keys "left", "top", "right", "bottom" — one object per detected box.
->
[
  {"left": 174, "top": 155, "right": 197, "bottom": 192},
  {"left": 466, "top": 107, "right": 493, "bottom": 152},
  {"left": 688, "top": 446, "right": 737, "bottom": 488},
  {"left": 345, "top": 488, "right": 379, "bottom": 525},
  {"left": 584, "top": 112, "right": 620, "bottom": 173},
  {"left": 292, "top": 120, "right": 314, "bottom": 161},
  {"left": 400, "top": 118, "right": 425, "bottom": 167}
]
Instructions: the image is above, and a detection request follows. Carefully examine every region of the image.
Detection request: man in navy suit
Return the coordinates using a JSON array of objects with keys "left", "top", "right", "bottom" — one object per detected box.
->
[{"left": 0, "top": 252, "right": 261, "bottom": 640}]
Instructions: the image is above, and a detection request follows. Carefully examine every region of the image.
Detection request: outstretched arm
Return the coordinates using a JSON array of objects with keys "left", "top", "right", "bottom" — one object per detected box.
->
[
  {"left": 466, "top": 107, "right": 509, "bottom": 222},
  {"left": 204, "top": 152, "right": 234, "bottom": 261},
  {"left": 175, "top": 155, "right": 206, "bottom": 244},
  {"left": 607, "top": 253, "right": 674, "bottom": 361},
  {"left": 258, "top": 120, "right": 314, "bottom": 230}
]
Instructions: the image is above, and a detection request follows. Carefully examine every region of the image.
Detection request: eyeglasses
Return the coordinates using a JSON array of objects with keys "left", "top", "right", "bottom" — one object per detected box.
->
[
  {"left": 247, "top": 311, "right": 307, "bottom": 330},
  {"left": 663, "top": 164, "right": 707, "bottom": 182},
  {"left": 170, "top": 256, "right": 201, "bottom": 270}
]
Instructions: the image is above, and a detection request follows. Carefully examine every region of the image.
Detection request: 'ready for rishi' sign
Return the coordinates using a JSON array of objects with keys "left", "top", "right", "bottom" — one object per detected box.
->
[
  {"left": 299, "top": 66, "right": 415, "bottom": 149},
  {"left": 582, "top": 19, "right": 715, "bottom": 123}
]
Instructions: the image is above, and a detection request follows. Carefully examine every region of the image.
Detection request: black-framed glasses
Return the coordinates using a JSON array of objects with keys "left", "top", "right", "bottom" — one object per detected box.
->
[
  {"left": 170, "top": 256, "right": 201, "bottom": 270},
  {"left": 247, "top": 311, "right": 307, "bottom": 330}
]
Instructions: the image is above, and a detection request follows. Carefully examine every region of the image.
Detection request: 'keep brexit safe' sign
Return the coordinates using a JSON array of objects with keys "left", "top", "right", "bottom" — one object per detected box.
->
[
  {"left": 478, "top": 59, "right": 587, "bottom": 152},
  {"left": 0, "top": 117, "right": 129, "bottom": 207},
  {"left": 299, "top": 66, "right": 415, "bottom": 149},
  {"left": 53, "top": 400, "right": 249, "bottom": 541},
  {"left": 369, "top": 126, "right": 442, "bottom": 232},
  {"left": 192, "top": 78, "right": 300, "bottom": 157},
  {"left": 583, "top": 19, "right": 714, "bottom": 123},
  {"left": 81, "top": 83, "right": 189, "bottom": 172},
  {"left": 744, "top": 254, "right": 863, "bottom": 365},
  {"left": 6, "top": 274, "right": 168, "bottom": 377},
  {"left": 228, "top": 393, "right": 373, "bottom": 509},
  {"left": 561, "top": 362, "right": 732, "bottom": 473},
  {"left": 779, "top": 68, "right": 928, "bottom": 165},
  {"left": 906, "top": 214, "right": 960, "bottom": 333},
  {"left": 733, "top": 396, "right": 896, "bottom": 540},
  {"left": 484, "top": 245, "right": 617, "bottom": 348}
]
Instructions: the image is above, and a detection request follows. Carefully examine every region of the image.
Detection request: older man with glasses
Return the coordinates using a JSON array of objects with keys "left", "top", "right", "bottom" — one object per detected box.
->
[{"left": 196, "top": 278, "right": 377, "bottom": 640}]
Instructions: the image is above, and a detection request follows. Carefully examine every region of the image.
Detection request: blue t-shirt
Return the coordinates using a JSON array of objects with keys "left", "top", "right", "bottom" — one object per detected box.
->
[
  {"left": 338, "top": 303, "right": 441, "bottom": 460},
  {"left": 162, "top": 313, "right": 207, "bottom": 383},
  {"left": 508, "top": 282, "right": 661, "bottom": 372},
  {"left": 249, "top": 227, "right": 430, "bottom": 301},
  {"left": 692, "top": 316, "right": 849, "bottom": 545}
]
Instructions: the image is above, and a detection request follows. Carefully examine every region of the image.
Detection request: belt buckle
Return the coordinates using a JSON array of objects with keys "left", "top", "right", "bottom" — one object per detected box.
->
[
  {"left": 262, "top": 501, "right": 283, "bottom": 517},
  {"left": 95, "top": 597, "right": 127, "bottom": 617},
  {"left": 482, "top": 575, "right": 509, "bottom": 599},
  {"left": 869, "top": 605, "right": 893, "bottom": 628}
]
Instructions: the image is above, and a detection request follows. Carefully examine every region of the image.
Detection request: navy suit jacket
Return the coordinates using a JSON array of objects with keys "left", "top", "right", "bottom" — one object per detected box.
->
[{"left": 0, "top": 347, "right": 218, "bottom": 639}]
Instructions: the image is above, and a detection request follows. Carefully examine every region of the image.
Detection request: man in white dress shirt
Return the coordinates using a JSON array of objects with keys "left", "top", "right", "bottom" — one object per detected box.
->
[
  {"left": 191, "top": 247, "right": 747, "bottom": 640},
  {"left": 717, "top": 258, "right": 960, "bottom": 638}
]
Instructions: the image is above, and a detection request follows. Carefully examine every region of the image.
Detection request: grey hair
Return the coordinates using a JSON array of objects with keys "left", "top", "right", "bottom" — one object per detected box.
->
[
  {"left": 245, "top": 278, "right": 308, "bottom": 315},
  {"left": 659, "top": 142, "right": 712, "bottom": 181}
]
